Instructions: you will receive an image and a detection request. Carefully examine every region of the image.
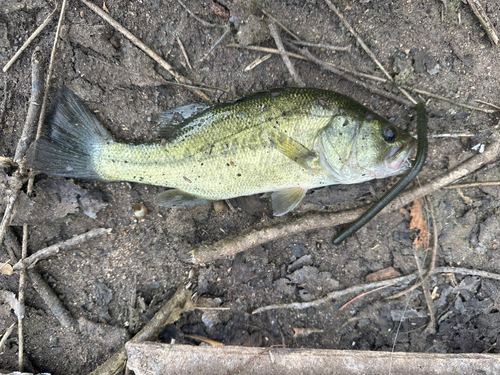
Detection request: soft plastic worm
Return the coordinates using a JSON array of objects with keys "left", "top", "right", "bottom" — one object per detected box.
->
[{"left": 333, "top": 102, "right": 428, "bottom": 245}]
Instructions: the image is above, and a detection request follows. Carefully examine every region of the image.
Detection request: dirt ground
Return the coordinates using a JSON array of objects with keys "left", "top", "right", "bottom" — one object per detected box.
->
[{"left": 1, "top": 0, "right": 500, "bottom": 374}]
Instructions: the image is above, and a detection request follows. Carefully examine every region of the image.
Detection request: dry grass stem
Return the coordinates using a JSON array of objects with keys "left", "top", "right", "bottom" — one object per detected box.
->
[
  {"left": 228, "top": 43, "right": 387, "bottom": 82},
  {"left": 260, "top": 8, "right": 301, "bottom": 41},
  {"left": 13, "top": 228, "right": 113, "bottom": 271},
  {"left": 443, "top": 181, "right": 500, "bottom": 189},
  {"left": 244, "top": 54, "right": 272, "bottom": 71},
  {"left": 2, "top": 7, "right": 57, "bottom": 73},
  {"left": 323, "top": 0, "right": 392, "bottom": 81},
  {"left": 295, "top": 46, "right": 414, "bottom": 107},
  {"left": 199, "top": 27, "right": 230, "bottom": 63},
  {"left": 35, "top": 0, "right": 68, "bottom": 141},
  {"left": 0, "top": 323, "right": 16, "bottom": 355},
  {"left": 475, "top": 99, "right": 500, "bottom": 110},
  {"left": 177, "top": 37, "right": 192, "bottom": 69},
  {"left": 402, "top": 86, "right": 497, "bottom": 114},
  {"left": 413, "top": 247, "right": 436, "bottom": 332},
  {"left": 468, "top": 0, "right": 499, "bottom": 45},
  {"left": 269, "top": 23, "right": 305, "bottom": 87},
  {"left": 431, "top": 133, "right": 475, "bottom": 138},
  {"left": 176, "top": 0, "right": 217, "bottom": 28},
  {"left": 338, "top": 285, "right": 391, "bottom": 311},
  {"left": 80, "top": 0, "right": 211, "bottom": 102},
  {"left": 253, "top": 266, "right": 500, "bottom": 314},
  {"left": 190, "top": 135, "right": 500, "bottom": 264},
  {"left": 286, "top": 39, "right": 352, "bottom": 52}
]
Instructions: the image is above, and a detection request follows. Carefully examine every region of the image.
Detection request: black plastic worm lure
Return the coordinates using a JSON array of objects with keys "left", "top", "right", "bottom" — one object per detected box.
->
[{"left": 333, "top": 102, "right": 428, "bottom": 244}]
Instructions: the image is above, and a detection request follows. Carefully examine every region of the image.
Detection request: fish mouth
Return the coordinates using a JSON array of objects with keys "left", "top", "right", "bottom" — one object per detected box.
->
[{"left": 385, "top": 138, "right": 417, "bottom": 172}]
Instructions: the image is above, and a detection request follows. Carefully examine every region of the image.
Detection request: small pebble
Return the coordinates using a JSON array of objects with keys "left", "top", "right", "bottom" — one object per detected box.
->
[{"left": 133, "top": 203, "right": 148, "bottom": 218}]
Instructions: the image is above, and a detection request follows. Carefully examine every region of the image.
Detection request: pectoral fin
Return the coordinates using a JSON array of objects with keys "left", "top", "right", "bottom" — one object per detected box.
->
[
  {"left": 269, "top": 132, "right": 317, "bottom": 169},
  {"left": 155, "top": 189, "right": 210, "bottom": 208},
  {"left": 271, "top": 187, "right": 307, "bottom": 216}
]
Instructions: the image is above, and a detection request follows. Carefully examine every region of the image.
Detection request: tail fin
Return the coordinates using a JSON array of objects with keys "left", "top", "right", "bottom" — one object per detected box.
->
[{"left": 34, "top": 87, "right": 112, "bottom": 179}]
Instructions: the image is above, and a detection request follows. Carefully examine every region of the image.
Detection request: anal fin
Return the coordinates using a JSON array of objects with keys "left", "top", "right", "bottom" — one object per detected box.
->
[
  {"left": 155, "top": 189, "right": 210, "bottom": 208},
  {"left": 271, "top": 187, "right": 307, "bottom": 216},
  {"left": 269, "top": 132, "right": 317, "bottom": 169}
]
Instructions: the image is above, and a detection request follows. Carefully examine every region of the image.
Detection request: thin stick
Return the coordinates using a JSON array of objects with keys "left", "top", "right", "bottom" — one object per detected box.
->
[
  {"left": 286, "top": 39, "right": 352, "bottom": 52},
  {"left": 431, "top": 133, "right": 475, "bottom": 138},
  {"left": 35, "top": 0, "right": 68, "bottom": 140},
  {"left": 14, "top": 47, "right": 44, "bottom": 163},
  {"left": 177, "top": 37, "right": 192, "bottom": 70},
  {"left": 2, "top": 7, "right": 57, "bottom": 73},
  {"left": 0, "top": 80, "right": 7, "bottom": 124},
  {"left": 323, "top": 0, "right": 417, "bottom": 105},
  {"left": 468, "top": 0, "right": 499, "bottom": 45},
  {"left": 475, "top": 99, "right": 500, "bottom": 111},
  {"left": 90, "top": 286, "right": 192, "bottom": 375},
  {"left": 244, "top": 54, "right": 272, "bottom": 71},
  {"left": 18, "top": 226, "right": 28, "bottom": 371},
  {"left": 260, "top": 8, "right": 301, "bottom": 41},
  {"left": 294, "top": 44, "right": 414, "bottom": 109},
  {"left": 199, "top": 27, "right": 230, "bottom": 63},
  {"left": 189, "top": 135, "right": 500, "bottom": 264},
  {"left": 443, "top": 181, "right": 500, "bottom": 189},
  {"left": 0, "top": 323, "right": 16, "bottom": 355},
  {"left": 13, "top": 228, "right": 112, "bottom": 271},
  {"left": 253, "top": 266, "right": 500, "bottom": 313},
  {"left": 413, "top": 247, "right": 435, "bottom": 332},
  {"left": 269, "top": 23, "right": 305, "bottom": 87},
  {"left": 4, "top": 229, "right": 76, "bottom": 329},
  {"left": 323, "top": 0, "right": 392, "bottom": 81},
  {"left": 176, "top": 0, "right": 217, "bottom": 28},
  {"left": 80, "top": 0, "right": 211, "bottom": 102},
  {"left": 228, "top": 44, "right": 387, "bottom": 82},
  {"left": 338, "top": 285, "right": 391, "bottom": 311},
  {"left": 402, "top": 86, "right": 497, "bottom": 114}
]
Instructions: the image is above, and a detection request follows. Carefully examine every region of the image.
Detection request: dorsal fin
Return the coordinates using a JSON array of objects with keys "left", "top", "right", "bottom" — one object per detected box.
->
[{"left": 153, "top": 103, "right": 212, "bottom": 139}]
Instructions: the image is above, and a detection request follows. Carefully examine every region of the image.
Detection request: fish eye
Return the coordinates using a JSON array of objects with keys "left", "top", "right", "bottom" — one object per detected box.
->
[{"left": 382, "top": 126, "right": 397, "bottom": 143}]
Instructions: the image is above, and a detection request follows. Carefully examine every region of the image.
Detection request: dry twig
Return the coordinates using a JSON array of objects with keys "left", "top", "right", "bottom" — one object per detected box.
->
[
  {"left": 443, "top": 181, "right": 500, "bottom": 189},
  {"left": 190, "top": 135, "right": 500, "bottom": 264},
  {"left": 468, "top": 0, "right": 499, "bottom": 45},
  {"left": 228, "top": 44, "right": 387, "bottom": 82},
  {"left": 176, "top": 0, "right": 217, "bottom": 28},
  {"left": 13, "top": 228, "right": 112, "bottom": 271},
  {"left": 2, "top": 7, "right": 57, "bottom": 73},
  {"left": 402, "top": 86, "right": 497, "bottom": 114},
  {"left": 0, "top": 323, "right": 16, "bottom": 355},
  {"left": 253, "top": 266, "right": 500, "bottom": 314},
  {"left": 294, "top": 46, "right": 413, "bottom": 107},
  {"left": 268, "top": 23, "right": 305, "bottom": 87},
  {"left": 260, "top": 8, "right": 300, "bottom": 41},
  {"left": 177, "top": 37, "right": 193, "bottom": 70},
  {"left": 89, "top": 286, "right": 192, "bottom": 375},
  {"left": 79, "top": 0, "right": 211, "bottom": 102},
  {"left": 286, "top": 39, "right": 351, "bottom": 52},
  {"left": 323, "top": 0, "right": 417, "bottom": 104},
  {"left": 4, "top": 229, "right": 76, "bottom": 329}
]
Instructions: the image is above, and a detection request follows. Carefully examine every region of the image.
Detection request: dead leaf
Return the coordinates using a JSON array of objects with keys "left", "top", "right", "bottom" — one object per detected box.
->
[
  {"left": 102, "top": 2, "right": 109, "bottom": 13},
  {"left": 410, "top": 198, "right": 430, "bottom": 249},
  {"left": 0, "top": 262, "right": 13, "bottom": 275},
  {"left": 365, "top": 267, "right": 401, "bottom": 282}
]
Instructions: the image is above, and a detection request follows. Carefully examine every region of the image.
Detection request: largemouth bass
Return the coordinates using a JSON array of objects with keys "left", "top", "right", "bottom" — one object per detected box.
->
[{"left": 34, "top": 87, "right": 416, "bottom": 216}]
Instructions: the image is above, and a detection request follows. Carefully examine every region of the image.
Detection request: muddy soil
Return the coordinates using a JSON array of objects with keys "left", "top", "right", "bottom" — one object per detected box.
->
[{"left": 1, "top": 0, "right": 500, "bottom": 374}]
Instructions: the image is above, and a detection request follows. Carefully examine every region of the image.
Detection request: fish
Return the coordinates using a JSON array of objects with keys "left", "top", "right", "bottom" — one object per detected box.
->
[{"left": 34, "top": 87, "right": 416, "bottom": 216}]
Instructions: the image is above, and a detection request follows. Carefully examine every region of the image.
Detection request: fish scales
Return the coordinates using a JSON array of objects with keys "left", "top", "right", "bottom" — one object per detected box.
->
[{"left": 34, "top": 87, "right": 416, "bottom": 215}]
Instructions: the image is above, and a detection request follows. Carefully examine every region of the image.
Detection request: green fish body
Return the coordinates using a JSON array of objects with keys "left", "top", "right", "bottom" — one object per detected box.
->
[{"left": 35, "top": 87, "right": 416, "bottom": 216}]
